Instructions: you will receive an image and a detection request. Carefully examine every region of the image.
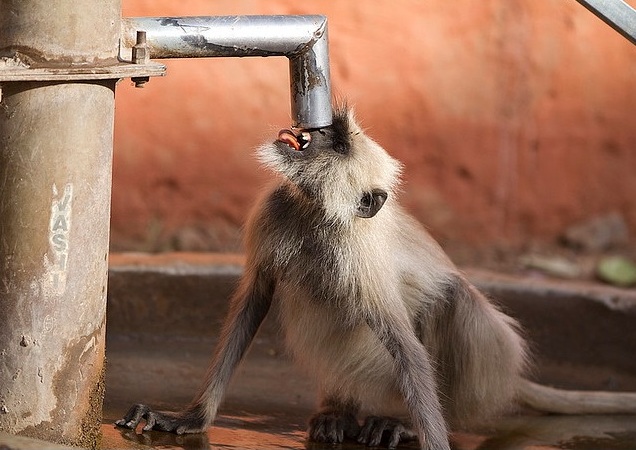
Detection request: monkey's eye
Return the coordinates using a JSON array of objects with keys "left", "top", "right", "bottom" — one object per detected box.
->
[{"left": 356, "top": 189, "right": 388, "bottom": 218}]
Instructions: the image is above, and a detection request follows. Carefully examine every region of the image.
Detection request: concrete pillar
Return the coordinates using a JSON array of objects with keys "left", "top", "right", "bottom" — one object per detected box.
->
[{"left": 0, "top": 1, "right": 120, "bottom": 447}]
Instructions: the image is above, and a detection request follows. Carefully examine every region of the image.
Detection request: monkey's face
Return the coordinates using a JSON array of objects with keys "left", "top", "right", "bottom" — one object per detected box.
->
[{"left": 258, "top": 107, "right": 402, "bottom": 223}]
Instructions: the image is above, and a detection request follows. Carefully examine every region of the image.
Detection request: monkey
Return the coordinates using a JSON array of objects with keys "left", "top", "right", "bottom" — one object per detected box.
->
[{"left": 116, "top": 106, "right": 636, "bottom": 450}]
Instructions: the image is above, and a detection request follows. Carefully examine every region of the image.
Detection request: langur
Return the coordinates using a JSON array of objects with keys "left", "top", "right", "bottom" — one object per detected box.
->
[{"left": 117, "top": 107, "right": 636, "bottom": 450}]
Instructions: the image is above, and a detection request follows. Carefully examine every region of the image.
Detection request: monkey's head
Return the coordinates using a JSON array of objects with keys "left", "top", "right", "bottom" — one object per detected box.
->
[{"left": 258, "top": 107, "right": 402, "bottom": 223}]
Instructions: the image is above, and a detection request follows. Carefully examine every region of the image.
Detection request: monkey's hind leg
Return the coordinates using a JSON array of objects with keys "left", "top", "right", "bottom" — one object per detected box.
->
[
  {"left": 357, "top": 416, "right": 418, "bottom": 449},
  {"left": 307, "top": 397, "right": 360, "bottom": 444}
]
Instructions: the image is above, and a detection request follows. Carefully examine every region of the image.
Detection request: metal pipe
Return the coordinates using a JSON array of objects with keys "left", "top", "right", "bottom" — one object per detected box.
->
[
  {"left": 574, "top": 0, "right": 636, "bottom": 45},
  {"left": 121, "top": 16, "right": 332, "bottom": 129}
]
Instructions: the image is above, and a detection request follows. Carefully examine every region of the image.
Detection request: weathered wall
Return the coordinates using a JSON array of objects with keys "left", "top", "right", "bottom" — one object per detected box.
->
[{"left": 113, "top": 0, "right": 636, "bottom": 253}]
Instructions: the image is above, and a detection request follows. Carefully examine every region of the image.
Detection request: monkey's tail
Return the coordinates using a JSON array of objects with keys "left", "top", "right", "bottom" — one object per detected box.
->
[{"left": 518, "top": 379, "right": 636, "bottom": 415}]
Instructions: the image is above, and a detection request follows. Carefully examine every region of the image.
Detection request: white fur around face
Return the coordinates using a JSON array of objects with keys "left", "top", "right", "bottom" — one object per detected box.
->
[
  {"left": 257, "top": 110, "right": 403, "bottom": 226},
  {"left": 324, "top": 133, "right": 402, "bottom": 224}
]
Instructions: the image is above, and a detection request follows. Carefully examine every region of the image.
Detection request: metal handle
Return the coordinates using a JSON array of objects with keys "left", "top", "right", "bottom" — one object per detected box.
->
[{"left": 575, "top": 0, "right": 636, "bottom": 45}]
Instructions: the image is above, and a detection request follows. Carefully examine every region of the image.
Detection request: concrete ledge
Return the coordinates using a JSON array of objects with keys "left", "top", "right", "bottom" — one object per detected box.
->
[
  {"left": 466, "top": 268, "right": 636, "bottom": 390},
  {"left": 0, "top": 432, "right": 81, "bottom": 450},
  {"left": 107, "top": 253, "right": 244, "bottom": 338},
  {"left": 107, "top": 253, "right": 636, "bottom": 391}
]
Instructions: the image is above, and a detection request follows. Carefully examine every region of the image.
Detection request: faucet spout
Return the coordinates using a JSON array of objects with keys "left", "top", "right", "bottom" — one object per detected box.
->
[{"left": 121, "top": 15, "right": 332, "bottom": 129}]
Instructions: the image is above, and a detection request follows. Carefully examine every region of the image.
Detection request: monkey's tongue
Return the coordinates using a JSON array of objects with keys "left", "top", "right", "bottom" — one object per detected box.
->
[{"left": 277, "top": 129, "right": 301, "bottom": 151}]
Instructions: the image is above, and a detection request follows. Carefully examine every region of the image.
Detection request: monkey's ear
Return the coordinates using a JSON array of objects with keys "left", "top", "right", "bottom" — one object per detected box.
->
[{"left": 356, "top": 189, "right": 388, "bottom": 218}]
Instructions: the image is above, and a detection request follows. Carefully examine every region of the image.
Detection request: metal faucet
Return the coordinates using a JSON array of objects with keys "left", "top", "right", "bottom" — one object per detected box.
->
[{"left": 121, "top": 15, "right": 333, "bottom": 129}]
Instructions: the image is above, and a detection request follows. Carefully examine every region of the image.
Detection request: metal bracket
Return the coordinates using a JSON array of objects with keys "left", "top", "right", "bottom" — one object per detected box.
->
[
  {"left": 575, "top": 0, "right": 636, "bottom": 45},
  {"left": 0, "top": 27, "right": 165, "bottom": 84},
  {"left": 0, "top": 59, "right": 165, "bottom": 82}
]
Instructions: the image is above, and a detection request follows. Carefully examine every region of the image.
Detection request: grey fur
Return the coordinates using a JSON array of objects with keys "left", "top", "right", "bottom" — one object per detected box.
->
[
  {"left": 249, "top": 107, "right": 524, "bottom": 449},
  {"left": 116, "top": 106, "right": 634, "bottom": 449}
]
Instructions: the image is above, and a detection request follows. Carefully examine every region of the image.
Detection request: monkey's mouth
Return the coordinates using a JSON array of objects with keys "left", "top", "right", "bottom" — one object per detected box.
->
[{"left": 277, "top": 129, "right": 311, "bottom": 151}]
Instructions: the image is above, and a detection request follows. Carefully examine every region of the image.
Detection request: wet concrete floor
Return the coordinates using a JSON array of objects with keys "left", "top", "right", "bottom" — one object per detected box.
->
[
  {"left": 102, "top": 255, "right": 636, "bottom": 449},
  {"left": 102, "top": 333, "right": 636, "bottom": 450}
]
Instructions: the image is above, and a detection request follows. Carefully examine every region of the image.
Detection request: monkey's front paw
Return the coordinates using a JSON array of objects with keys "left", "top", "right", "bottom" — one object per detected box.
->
[
  {"left": 115, "top": 404, "right": 206, "bottom": 435},
  {"left": 308, "top": 410, "right": 360, "bottom": 444},
  {"left": 357, "top": 416, "right": 416, "bottom": 449}
]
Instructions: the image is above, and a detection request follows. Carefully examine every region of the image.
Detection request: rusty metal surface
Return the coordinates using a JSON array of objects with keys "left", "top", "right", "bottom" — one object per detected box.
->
[
  {"left": 0, "top": 60, "right": 165, "bottom": 81},
  {"left": 0, "top": 80, "right": 113, "bottom": 448},
  {"left": 0, "top": 2, "right": 120, "bottom": 65},
  {"left": 0, "top": 2, "right": 120, "bottom": 447}
]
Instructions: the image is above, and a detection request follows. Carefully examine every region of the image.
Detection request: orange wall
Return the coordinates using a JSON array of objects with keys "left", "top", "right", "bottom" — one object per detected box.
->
[{"left": 113, "top": 0, "right": 636, "bottom": 252}]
